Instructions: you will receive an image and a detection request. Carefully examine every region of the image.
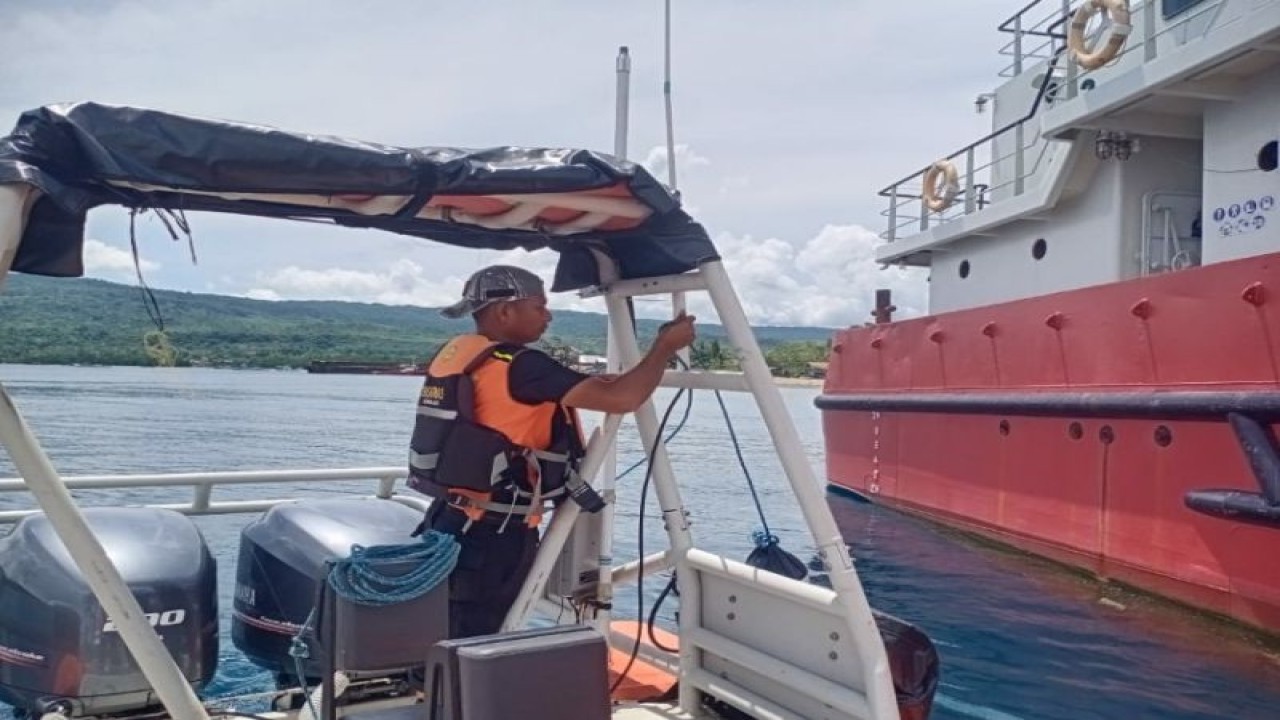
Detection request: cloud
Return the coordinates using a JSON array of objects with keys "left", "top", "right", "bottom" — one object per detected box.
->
[
  {"left": 640, "top": 144, "right": 712, "bottom": 187},
  {"left": 83, "top": 239, "right": 159, "bottom": 278},
  {"left": 246, "top": 259, "right": 464, "bottom": 307},
  {"left": 683, "top": 224, "right": 927, "bottom": 328}
]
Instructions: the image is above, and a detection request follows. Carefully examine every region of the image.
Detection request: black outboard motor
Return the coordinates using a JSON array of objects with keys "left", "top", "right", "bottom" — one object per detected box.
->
[
  {"left": 232, "top": 497, "right": 447, "bottom": 686},
  {"left": 0, "top": 508, "right": 218, "bottom": 719}
]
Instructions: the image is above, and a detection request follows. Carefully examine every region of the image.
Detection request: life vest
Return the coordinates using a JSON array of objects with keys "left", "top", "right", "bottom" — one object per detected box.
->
[{"left": 407, "top": 334, "right": 585, "bottom": 528}]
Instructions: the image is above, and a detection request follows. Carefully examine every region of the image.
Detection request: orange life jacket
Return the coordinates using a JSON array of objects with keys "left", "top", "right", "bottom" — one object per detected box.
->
[{"left": 407, "top": 334, "right": 588, "bottom": 528}]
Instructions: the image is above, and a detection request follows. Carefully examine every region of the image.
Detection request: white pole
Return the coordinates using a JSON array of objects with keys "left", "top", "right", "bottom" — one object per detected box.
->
[
  {"left": 0, "top": 386, "right": 211, "bottom": 720},
  {"left": 663, "top": 0, "right": 678, "bottom": 194},
  {"left": 503, "top": 414, "right": 622, "bottom": 630},
  {"left": 593, "top": 45, "right": 633, "bottom": 636},
  {"left": 595, "top": 253, "right": 702, "bottom": 713},
  {"left": 0, "top": 184, "right": 37, "bottom": 286},
  {"left": 700, "top": 260, "right": 899, "bottom": 720}
]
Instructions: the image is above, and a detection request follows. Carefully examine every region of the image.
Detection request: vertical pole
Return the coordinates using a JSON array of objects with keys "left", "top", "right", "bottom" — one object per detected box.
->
[
  {"left": 700, "top": 261, "right": 898, "bottom": 720},
  {"left": 1013, "top": 14, "right": 1024, "bottom": 75},
  {"left": 965, "top": 146, "right": 977, "bottom": 214},
  {"left": 663, "top": 0, "right": 678, "bottom": 194},
  {"left": 503, "top": 414, "right": 623, "bottom": 630},
  {"left": 591, "top": 44, "right": 634, "bottom": 635},
  {"left": 0, "top": 184, "right": 36, "bottom": 287},
  {"left": 1063, "top": 0, "right": 1079, "bottom": 99},
  {"left": 1015, "top": 122, "right": 1027, "bottom": 195},
  {"left": 595, "top": 252, "right": 701, "bottom": 713},
  {"left": 886, "top": 185, "right": 899, "bottom": 242},
  {"left": 1144, "top": 0, "right": 1157, "bottom": 62},
  {"left": 0, "top": 386, "right": 210, "bottom": 720}
]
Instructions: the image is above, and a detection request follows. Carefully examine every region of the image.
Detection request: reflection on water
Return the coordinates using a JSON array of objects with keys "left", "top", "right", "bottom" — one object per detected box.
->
[{"left": 1, "top": 365, "right": 1278, "bottom": 719}]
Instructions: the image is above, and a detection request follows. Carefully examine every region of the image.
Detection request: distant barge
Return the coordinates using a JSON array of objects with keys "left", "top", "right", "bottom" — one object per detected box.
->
[{"left": 306, "top": 361, "right": 424, "bottom": 375}]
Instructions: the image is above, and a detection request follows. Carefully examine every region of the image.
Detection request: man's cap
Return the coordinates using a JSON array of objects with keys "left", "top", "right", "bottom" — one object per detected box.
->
[{"left": 440, "top": 265, "right": 546, "bottom": 319}]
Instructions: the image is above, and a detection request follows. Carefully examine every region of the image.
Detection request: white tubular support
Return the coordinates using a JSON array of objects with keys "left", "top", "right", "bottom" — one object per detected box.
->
[
  {"left": 579, "top": 270, "right": 707, "bottom": 299},
  {"left": 0, "top": 384, "right": 211, "bottom": 720},
  {"left": 0, "top": 184, "right": 37, "bottom": 285},
  {"left": 503, "top": 414, "right": 622, "bottom": 630},
  {"left": 596, "top": 255, "right": 702, "bottom": 713},
  {"left": 700, "top": 260, "right": 898, "bottom": 720},
  {"left": 609, "top": 550, "right": 673, "bottom": 587},
  {"left": 595, "top": 45, "right": 632, "bottom": 635}
]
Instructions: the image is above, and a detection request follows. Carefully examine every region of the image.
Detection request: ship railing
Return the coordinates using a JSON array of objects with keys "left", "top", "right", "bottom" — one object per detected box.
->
[
  {"left": 879, "top": 111, "right": 1057, "bottom": 243},
  {"left": 0, "top": 466, "right": 419, "bottom": 523},
  {"left": 882, "top": 0, "right": 1226, "bottom": 243},
  {"left": 998, "top": 0, "right": 1072, "bottom": 77}
]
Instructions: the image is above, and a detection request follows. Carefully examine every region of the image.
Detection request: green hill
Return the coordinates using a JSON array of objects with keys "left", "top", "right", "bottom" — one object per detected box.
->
[{"left": 0, "top": 273, "right": 836, "bottom": 369}]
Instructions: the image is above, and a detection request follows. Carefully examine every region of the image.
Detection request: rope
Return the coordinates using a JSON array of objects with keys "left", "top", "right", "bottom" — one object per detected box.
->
[
  {"left": 713, "top": 389, "right": 772, "bottom": 538},
  {"left": 325, "top": 530, "right": 460, "bottom": 606}
]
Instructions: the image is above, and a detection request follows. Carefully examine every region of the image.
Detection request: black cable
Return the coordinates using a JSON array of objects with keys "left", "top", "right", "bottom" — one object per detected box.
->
[
  {"left": 609, "top": 386, "right": 686, "bottom": 695},
  {"left": 128, "top": 208, "right": 167, "bottom": 333},
  {"left": 646, "top": 574, "right": 679, "bottom": 653},
  {"left": 714, "top": 389, "right": 771, "bottom": 539}
]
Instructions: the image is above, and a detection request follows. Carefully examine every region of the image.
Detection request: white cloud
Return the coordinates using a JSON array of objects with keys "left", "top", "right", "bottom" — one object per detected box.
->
[
  {"left": 640, "top": 144, "right": 712, "bottom": 187},
  {"left": 679, "top": 224, "right": 927, "bottom": 328},
  {"left": 246, "top": 259, "right": 464, "bottom": 307},
  {"left": 82, "top": 239, "right": 159, "bottom": 278}
]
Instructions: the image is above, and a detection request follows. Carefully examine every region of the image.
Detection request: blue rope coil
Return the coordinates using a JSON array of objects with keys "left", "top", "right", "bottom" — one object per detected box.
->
[{"left": 326, "top": 530, "right": 460, "bottom": 606}]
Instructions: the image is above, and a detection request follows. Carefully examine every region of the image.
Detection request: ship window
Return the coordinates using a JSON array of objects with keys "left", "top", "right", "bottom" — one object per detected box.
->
[
  {"left": 1032, "top": 238, "right": 1047, "bottom": 260},
  {"left": 1259, "top": 141, "right": 1278, "bottom": 172},
  {"left": 959, "top": 260, "right": 971, "bottom": 279},
  {"left": 1163, "top": 0, "right": 1207, "bottom": 19}
]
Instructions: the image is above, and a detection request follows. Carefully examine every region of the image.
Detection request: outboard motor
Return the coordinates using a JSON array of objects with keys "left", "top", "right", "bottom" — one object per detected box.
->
[
  {"left": 232, "top": 497, "right": 447, "bottom": 687},
  {"left": 0, "top": 508, "right": 218, "bottom": 719}
]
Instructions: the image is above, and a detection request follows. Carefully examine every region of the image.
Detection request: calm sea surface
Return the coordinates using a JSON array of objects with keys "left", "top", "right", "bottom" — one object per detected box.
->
[{"left": 1, "top": 364, "right": 1278, "bottom": 720}]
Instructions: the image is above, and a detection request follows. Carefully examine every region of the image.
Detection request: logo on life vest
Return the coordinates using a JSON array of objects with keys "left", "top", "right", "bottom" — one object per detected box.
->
[{"left": 421, "top": 385, "right": 446, "bottom": 403}]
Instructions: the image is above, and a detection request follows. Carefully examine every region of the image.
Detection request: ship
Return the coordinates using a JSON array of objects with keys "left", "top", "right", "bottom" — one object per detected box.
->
[{"left": 820, "top": 0, "right": 1280, "bottom": 635}]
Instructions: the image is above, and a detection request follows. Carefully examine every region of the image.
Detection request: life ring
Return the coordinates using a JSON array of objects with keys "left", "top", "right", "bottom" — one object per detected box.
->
[
  {"left": 921, "top": 160, "right": 959, "bottom": 213},
  {"left": 1068, "top": 0, "right": 1132, "bottom": 71}
]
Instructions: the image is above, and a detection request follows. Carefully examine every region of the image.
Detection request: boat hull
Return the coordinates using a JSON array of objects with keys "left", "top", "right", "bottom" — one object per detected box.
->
[{"left": 821, "top": 251, "right": 1280, "bottom": 634}]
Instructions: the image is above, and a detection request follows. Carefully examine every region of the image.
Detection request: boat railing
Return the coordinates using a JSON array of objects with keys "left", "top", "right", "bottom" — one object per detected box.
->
[
  {"left": 0, "top": 466, "right": 418, "bottom": 523},
  {"left": 881, "top": 0, "right": 1227, "bottom": 244},
  {"left": 998, "top": 0, "right": 1072, "bottom": 77},
  {"left": 878, "top": 119, "right": 1057, "bottom": 243}
]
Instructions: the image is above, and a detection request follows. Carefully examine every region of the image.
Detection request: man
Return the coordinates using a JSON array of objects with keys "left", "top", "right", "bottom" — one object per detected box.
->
[{"left": 407, "top": 264, "right": 695, "bottom": 638}]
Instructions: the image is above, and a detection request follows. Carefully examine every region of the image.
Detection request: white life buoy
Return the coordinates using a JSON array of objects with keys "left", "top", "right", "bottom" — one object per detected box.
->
[
  {"left": 921, "top": 160, "right": 959, "bottom": 213},
  {"left": 1068, "top": 0, "right": 1132, "bottom": 71}
]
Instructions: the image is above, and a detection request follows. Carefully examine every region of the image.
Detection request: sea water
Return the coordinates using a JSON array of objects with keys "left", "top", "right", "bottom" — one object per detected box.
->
[{"left": 0, "top": 364, "right": 1278, "bottom": 720}]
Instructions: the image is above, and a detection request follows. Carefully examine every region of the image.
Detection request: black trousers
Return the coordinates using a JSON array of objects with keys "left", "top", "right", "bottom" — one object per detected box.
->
[{"left": 425, "top": 500, "right": 539, "bottom": 639}]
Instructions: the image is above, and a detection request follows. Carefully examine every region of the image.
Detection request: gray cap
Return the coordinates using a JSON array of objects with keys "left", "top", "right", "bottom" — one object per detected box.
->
[{"left": 440, "top": 265, "right": 546, "bottom": 319}]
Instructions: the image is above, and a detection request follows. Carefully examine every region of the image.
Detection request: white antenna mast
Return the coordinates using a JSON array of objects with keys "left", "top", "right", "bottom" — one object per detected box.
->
[{"left": 663, "top": 0, "right": 678, "bottom": 194}]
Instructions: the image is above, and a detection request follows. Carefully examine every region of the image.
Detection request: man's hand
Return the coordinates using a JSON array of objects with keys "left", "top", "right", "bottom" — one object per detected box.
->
[{"left": 655, "top": 311, "right": 697, "bottom": 354}]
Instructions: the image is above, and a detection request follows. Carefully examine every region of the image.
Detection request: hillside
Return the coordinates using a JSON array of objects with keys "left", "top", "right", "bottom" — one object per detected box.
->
[{"left": 0, "top": 273, "right": 837, "bottom": 369}]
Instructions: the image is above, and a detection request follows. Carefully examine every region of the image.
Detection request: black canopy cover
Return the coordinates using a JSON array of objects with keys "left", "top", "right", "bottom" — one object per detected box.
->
[{"left": 0, "top": 103, "right": 718, "bottom": 291}]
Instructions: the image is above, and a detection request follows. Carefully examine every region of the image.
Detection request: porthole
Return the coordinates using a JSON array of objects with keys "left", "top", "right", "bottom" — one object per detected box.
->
[
  {"left": 1258, "top": 141, "right": 1278, "bottom": 172},
  {"left": 1032, "top": 238, "right": 1047, "bottom": 260},
  {"left": 959, "top": 260, "right": 971, "bottom": 279}
]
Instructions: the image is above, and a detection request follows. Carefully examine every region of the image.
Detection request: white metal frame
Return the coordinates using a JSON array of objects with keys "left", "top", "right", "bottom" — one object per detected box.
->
[{"left": 1, "top": 164, "right": 899, "bottom": 720}]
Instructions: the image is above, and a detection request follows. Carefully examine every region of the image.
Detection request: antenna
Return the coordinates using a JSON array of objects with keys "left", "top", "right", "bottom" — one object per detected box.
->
[
  {"left": 663, "top": 0, "right": 678, "bottom": 194},
  {"left": 614, "top": 47, "right": 631, "bottom": 159}
]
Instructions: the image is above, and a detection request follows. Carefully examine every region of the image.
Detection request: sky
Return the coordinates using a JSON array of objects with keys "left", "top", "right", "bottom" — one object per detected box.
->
[{"left": 1, "top": 0, "right": 1015, "bottom": 328}]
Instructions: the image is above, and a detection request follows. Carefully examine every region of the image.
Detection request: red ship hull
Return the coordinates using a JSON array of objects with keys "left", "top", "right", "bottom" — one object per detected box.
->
[{"left": 820, "top": 251, "right": 1280, "bottom": 634}]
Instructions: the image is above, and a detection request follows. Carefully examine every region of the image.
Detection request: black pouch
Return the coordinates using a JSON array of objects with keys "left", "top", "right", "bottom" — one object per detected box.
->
[{"left": 434, "top": 420, "right": 516, "bottom": 493}]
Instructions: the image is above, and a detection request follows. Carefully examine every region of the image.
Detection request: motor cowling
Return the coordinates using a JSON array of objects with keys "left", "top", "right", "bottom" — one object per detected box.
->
[
  {"left": 231, "top": 497, "right": 446, "bottom": 684},
  {"left": 0, "top": 508, "right": 218, "bottom": 718}
]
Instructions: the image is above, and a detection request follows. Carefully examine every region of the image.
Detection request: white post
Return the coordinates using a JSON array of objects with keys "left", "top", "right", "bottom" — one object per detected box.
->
[
  {"left": 599, "top": 269, "right": 702, "bottom": 714},
  {"left": 503, "top": 414, "right": 622, "bottom": 630},
  {"left": 700, "top": 260, "right": 899, "bottom": 720},
  {"left": 0, "top": 184, "right": 37, "bottom": 286},
  {"left": 0, "top": 386, "right": 211, "bottom": 720},
  {"left": 591, "top": 44, "right": 633, "bottom": 635}
]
